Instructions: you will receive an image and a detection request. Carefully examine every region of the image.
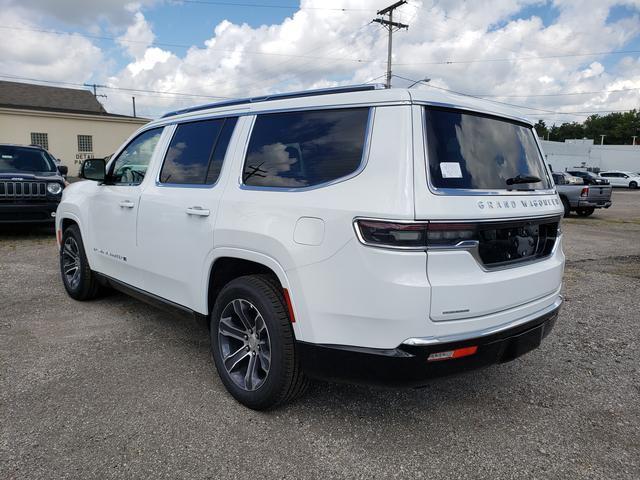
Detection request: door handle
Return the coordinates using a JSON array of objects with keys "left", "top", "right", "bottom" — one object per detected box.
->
[
  {"left": 119, "top": 200, "right": 135, "bottom": 209},
  {"left": 185, "top": 206, "right": 210, "bottom": 217}
]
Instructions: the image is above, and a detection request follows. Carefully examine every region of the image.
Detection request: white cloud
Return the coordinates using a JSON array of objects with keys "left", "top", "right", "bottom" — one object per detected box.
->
[
  {"left": 0, "top": 9, "right": 104, "bottom": 85},
  {"left": 118, "top": 10, "right": 155, "bottom": 59}
]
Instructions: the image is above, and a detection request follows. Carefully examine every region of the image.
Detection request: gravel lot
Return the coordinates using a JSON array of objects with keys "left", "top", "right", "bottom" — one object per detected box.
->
[{"left": 1, "top": 191, "right": 639, "bottom": 479}]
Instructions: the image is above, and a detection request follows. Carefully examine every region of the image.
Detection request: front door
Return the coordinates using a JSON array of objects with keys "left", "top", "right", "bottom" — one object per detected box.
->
[
  {"left": 88, "top": 127, "right": 164, "bottom": 286},
  {"left": 137, "top": 117, "right": 239, "bottom": 312}
]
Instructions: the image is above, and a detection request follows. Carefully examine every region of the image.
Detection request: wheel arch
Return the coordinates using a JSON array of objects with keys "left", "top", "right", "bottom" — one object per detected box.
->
[{"left": 203, "top": 248, "right": 298, "bottom": 325}]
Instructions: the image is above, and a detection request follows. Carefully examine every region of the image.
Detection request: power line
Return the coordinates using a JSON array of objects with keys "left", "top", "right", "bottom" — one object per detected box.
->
[
  {"left": 396, "top": 49, "right": 640, "bottom": 66},
  {"left": 0, "top": 25, "right": 375, "bottom": 63},
  {"left": 476, "top": 87, "right": 640, "bottom": 98},
  {"left": 393, "top": 74, "right": 637, "bottom": 118},
  {"left": 176, "top": 0, "right": 374, "bottom": 11}
]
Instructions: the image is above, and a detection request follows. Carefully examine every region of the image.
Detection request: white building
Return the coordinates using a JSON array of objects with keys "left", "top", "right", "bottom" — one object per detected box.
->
[
  {"left": 540, "top": 138, "right": 640, "bottom": 172},
  {"left": 0, "top": 81, "right": 149, "bottom": 175}
]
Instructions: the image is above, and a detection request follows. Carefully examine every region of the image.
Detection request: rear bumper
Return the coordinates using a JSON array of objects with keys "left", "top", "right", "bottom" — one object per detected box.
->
[
  {"left": 297, "top": 302, "right": 561, "bottom": 386},
  {"left": 0, "top": 202, "right": 58, "bottom": 223},
  {"left": 577, "top": 200, "right": 611, "bottom": 208}
]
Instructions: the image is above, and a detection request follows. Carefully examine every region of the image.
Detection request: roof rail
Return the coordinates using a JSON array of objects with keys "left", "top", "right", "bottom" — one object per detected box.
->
[{"left": 161, "top": 84, "right": 385, "bottom": 118}]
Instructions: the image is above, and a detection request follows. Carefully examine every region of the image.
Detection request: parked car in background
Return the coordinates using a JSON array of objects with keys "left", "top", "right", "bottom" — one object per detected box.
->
[
  {"left": 56, "top": 85, "right": 565, "bottom": 409},
  {"left": 566, "top": 170, "right": 609, "bottom": 185},
  {"left": 599, "top": 171, "right": 640, "bottom": 189},
  {"left": 552, "top": 172, "right": 612, "bottom": 217},
  {"left": 0, "top": 144, "right": 67, "bottom": 224}
]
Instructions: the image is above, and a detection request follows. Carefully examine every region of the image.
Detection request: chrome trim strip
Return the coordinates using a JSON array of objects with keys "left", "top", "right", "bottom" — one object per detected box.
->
[
  {"left": 402, "top": 295, "right": 563, "bottom": 346},
  {"left": 238, "top": 107, "right": 376, "bottom": 193}
]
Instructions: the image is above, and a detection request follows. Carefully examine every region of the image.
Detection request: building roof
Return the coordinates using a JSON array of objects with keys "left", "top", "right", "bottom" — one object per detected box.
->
[{"left": 0, "top": 80, "right": 142, "bottom": 119}]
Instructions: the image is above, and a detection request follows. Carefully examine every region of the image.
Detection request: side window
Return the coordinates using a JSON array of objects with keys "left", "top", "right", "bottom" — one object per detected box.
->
[
  {"left": 242, "top": 108, "right": 370, "bottom": 188},
  {"left": 159, "top": 117, "right": 237, "bottom": 185},
  {"left": 110, "top": 128, "right": 163, "bottom": 185}
]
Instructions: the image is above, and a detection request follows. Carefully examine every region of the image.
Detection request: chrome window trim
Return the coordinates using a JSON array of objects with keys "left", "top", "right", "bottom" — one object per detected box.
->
[
  {"left": 401, "top": 294, "right": 563, "bottom": 346},
  {"left": 238, "top": 107, "right": 376, "bottom": 193},
  {"left": 420, "top": 106, "right": 558, "bottom": 197}
]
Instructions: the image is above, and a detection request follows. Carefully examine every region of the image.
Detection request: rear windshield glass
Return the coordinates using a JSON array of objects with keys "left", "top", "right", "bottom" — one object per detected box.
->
[
  {"left": 0, "top": 146, "right": 55, "bottom": 173},
  {"left": 425, "top": 108, "right": 551, "bottom": 190}
]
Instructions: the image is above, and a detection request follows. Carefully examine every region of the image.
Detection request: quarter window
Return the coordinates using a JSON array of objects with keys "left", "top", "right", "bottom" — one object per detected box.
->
[
  {"left": 30, "top": 132, "right": 49, "bottom": 150},
  {"left": 159, "top": 117, "right": 237, "bottom": 185},
  {"left": 78, "top": 135, "right": 93, "bottom": 152},
  {"left": 110, "top": 128, "right": 163, "bottom": 185},
  {"left": 425, "top": 108, "right": 551, "bottom": 190},
  {"left": 243, "top": 108, "right": 370, "bottom": 188}
]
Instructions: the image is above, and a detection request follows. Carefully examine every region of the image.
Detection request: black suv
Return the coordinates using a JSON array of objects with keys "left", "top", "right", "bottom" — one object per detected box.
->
[
  {"left": 566, "top": 170, "right": 609, "bottom": 185},
  {"left": 0, "top": 144, "right": 67, "bottom": 224}
]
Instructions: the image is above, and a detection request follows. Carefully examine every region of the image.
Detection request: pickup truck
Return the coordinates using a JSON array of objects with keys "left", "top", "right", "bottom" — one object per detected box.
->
[{"left": 552, "top": 172, "right": 612, "bottom": 217}]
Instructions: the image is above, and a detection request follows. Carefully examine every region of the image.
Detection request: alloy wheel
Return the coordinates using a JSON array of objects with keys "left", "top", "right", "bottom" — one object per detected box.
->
[
  {"left": 62, "top": 237, "right": 81, "bottom": 290},
  {"left": 218, "top": 299, "right": 271, "bottom": 391}
]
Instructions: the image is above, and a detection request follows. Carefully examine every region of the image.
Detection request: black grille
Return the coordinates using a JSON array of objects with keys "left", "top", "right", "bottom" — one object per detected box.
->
[
  {"left": 477, "top": 217, "right": 559, "bottom": 268},
  {"left": 0, "top": 181, "right": 47, "bottom": 199}
]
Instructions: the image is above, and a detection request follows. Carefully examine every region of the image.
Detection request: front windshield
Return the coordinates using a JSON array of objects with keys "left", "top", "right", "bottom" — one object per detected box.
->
[
  {"left": 425, "top": 108, "right": 552, "bottom": 190},
  {"left": 0, "top": 146, "right": 55, "bottom": 173}
]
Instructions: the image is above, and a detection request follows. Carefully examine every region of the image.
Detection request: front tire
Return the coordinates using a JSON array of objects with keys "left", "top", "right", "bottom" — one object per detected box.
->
[
  {"left": 60, "top": 225, "right": 101, "bottom": 300},
  {"left": 630, "top": 181, "right": 638, "bottom": 189},
  {"left": 210, "top": 275, "right": 309, "bottom": 410}
]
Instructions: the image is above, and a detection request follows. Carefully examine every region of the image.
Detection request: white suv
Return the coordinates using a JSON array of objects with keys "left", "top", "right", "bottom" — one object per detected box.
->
[{"left": 56, "top": 85, "right": 565, "bottom": 409}]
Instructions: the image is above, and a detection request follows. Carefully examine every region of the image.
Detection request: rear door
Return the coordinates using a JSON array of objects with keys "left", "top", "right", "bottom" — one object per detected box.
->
[
  {"left": 413, "top": 105, "right": 564, "bottom": 321},
  {"left": 136, "top": 117, "right": 239, "bottom": 312}
]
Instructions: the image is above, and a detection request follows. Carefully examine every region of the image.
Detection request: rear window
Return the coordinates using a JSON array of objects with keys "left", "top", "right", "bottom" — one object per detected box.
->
[
  {"left": 243, "top": 108, "right": 369, "bottom": 188},
  {"left": 425, "top": 108, "right": 551, "bottom": 191}
]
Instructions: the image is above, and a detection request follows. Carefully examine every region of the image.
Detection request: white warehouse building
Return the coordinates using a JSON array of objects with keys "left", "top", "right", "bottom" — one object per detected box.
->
[{"left": 540, "top": 138, "right": 640, "bottom": 173}]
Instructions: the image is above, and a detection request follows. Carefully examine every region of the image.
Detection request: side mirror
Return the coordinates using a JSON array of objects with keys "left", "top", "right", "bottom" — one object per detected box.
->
[
  {"left": 58, "top": 165, "right": 68, "bottom": 176},
  {"left": 81, "top": 158, "right": 106, "bottom": 182}
]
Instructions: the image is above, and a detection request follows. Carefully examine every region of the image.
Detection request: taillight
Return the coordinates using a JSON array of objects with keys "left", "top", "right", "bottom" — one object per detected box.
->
[
  {"left": 426, "top": 222, "right": 476, "bottom": 246},
  {"left": 354, "top": 220, "right": 428, "bottom": 249},
  {"left": 580, "top": 186, "right": 589, "bottom": 197},
  {"left": 354, "top": 220, "right": 477, "bottom": 249}
]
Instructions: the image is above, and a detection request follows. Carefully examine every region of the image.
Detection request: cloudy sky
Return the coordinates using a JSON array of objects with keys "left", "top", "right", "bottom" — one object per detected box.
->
[{"left": 1, "top": 0, "right": 639, "bottom": 122}]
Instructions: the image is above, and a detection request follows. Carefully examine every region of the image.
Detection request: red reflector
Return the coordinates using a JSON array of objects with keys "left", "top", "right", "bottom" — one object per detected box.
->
[
  {"left": 427, "top": 346, "right": 478, "bottom": 362},
  {"left": 282, "top": 288, "right": 296, "bottom": 323},
  {"left": 56, "top": 229, "right": 62, "bottom": 246}
]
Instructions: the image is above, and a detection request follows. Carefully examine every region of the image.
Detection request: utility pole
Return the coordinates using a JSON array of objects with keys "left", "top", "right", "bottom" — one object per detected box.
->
[
  {"left": 600, "top": 134, "right": 606, "bottom": 145},
  {"left": 132, "top": 97, "right": 137, "bottom": 117},
  {"left": 373, "top": 1, "right": 409, "bottom": 89},
  {"left": 84, "top": 83, "right": 107, "bottom": 100},
  {"left": 632, "top": 135, "right": 637, "bottom": 146}
]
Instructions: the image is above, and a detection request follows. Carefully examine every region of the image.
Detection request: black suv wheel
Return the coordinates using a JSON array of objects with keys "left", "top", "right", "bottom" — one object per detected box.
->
[
  {"left": 210, "top": 275, "right": 309, "bottom": 410},
  {"left": 60, "top": 225, "right": 101, "bottom": 300}
]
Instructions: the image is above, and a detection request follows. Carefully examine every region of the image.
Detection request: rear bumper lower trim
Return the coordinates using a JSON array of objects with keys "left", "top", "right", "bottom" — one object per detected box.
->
[{"left": 297, "top": 303, "right": 561, "bottom": 386}]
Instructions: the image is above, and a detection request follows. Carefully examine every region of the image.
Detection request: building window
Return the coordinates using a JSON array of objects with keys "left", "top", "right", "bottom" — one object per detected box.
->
[
  {"left": 77, "top": 135, "right": 93, "bottom": 152},
  {"left": 31, "top": 132, "right": 49, "bottom": 150}
]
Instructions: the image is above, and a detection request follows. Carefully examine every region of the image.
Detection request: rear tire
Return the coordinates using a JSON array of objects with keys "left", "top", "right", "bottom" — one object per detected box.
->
[
  {"left": 60, "top": 225, "right": 101, "bottom": 300},
  {"left": 576, "top": 207, "right": 595, "bottom": 217},
  {"left": 561, "top": 197, "right": 570, "bottom": 217},
  {"left": 630, "top": 181, "right": 638, "bottom": 189},
  {"left": 210, "top": 274, "right": 309, "bottom": 410}
]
